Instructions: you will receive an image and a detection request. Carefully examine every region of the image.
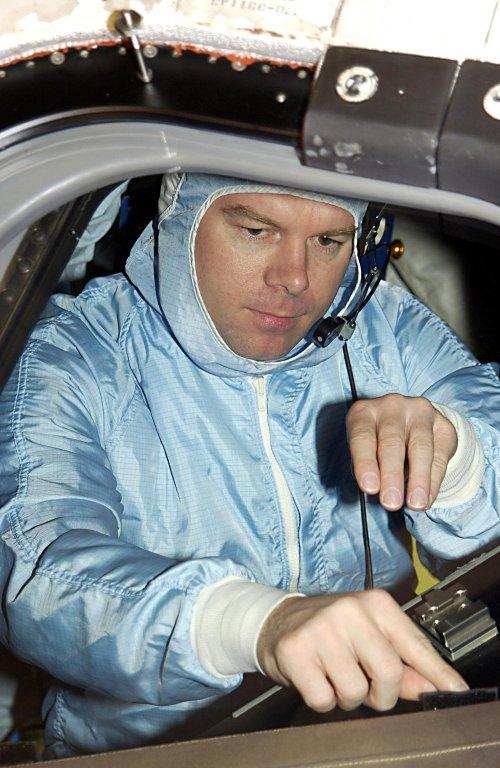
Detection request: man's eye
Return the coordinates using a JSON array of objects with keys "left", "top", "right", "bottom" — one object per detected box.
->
[
  {"left": 317, "top": 234, "right": 338, "bottom": 248},
  {"left": 244, "top": 227, "right": 265, "bottom": 237}
]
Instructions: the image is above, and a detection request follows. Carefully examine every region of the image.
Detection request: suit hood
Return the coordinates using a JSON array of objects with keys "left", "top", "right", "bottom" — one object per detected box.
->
[{"left": 126, "top": 172, "right": 367, "bottom": 377}]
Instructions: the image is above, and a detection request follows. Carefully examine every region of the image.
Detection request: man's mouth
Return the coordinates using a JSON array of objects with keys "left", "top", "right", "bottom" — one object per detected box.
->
[{"left": 248, "top": 308, "right": 302, "bottom": 331}]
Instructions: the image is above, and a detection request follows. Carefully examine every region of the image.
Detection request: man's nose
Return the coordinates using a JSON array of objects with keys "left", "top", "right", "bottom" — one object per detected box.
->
[{"left": 263, "top": 240, "right": 309, "bottom": 296}]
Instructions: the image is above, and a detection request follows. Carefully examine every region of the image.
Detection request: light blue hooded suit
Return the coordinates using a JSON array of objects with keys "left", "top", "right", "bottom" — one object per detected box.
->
[{"left": 0, "top": 173, "right": 499, "bottom": 757}]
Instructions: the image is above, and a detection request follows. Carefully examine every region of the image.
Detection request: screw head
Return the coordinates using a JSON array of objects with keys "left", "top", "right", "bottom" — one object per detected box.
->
[
  {"left": 50, "top": 51, "right": 66, "bottom": 66},
  {"left": 207, "top": 55, "right": 218, "bottom": 64},
  {"left": 0, "top": 70, "right": 5, "bottom": 79},
  {"left": 297, "top": 69, "right": 308, "bottom": 79},
  {"left": 79, "top": 49, "right": 90, "bottom": 58},
  {"left": 231, "top": 60, "right": 247, "bottom": 72},
  {"left": 143, "top": 44, "right": 158, "bottom": 59},
  {"left": 336, "top": 66, "right": 378, "bottom": 103},
  {"left": 483, "top": 83, "right": 500, "bottom": 120},
  {"left": 276, "top": 92, "right": 287, "bottom": 103},
  {"left": 261, "top": 64, "right": 271, "bottom": 74}
]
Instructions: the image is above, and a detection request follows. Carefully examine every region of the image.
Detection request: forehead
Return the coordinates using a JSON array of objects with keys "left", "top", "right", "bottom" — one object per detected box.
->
[{"left": 210, "top": 192, "right": 356, "bottom": 229}]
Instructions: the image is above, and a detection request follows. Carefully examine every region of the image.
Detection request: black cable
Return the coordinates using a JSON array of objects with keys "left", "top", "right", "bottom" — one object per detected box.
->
[{"left": 342, "top": 343, "right": 374, "bottom": 591}]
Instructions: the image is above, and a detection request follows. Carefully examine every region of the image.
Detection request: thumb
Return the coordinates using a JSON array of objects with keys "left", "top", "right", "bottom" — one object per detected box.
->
[{"left": 399, "top": 664, "right": 438, "bottom": 700}]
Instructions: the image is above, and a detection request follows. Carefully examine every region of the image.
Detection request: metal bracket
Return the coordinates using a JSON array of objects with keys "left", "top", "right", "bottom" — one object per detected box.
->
[
  {"left": 412, "top": 584, "right": 499, "bottom": 661},
  {"left": 303, "top": 47, "right": 458, "bottom": 188}
]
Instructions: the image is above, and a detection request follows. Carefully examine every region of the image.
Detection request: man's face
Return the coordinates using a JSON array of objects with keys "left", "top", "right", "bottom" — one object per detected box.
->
[{"left": 194, "top": 192, "right": 356, "bottom": 361}]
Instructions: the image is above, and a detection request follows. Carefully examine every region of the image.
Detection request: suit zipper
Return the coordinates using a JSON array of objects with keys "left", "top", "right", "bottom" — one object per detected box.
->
[{"left": 250, "top": 377, "right": 300, "bottom": 591}]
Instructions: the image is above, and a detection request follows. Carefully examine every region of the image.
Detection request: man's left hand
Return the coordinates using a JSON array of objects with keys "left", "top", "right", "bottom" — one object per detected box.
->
[{"left": 346, "top": 394, "right": 457, "bottom": 511}]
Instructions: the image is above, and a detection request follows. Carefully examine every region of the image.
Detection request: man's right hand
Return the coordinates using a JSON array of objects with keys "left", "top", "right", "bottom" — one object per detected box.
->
[{"left": 256, "top": 589, "right": 468, "bottom": 712}]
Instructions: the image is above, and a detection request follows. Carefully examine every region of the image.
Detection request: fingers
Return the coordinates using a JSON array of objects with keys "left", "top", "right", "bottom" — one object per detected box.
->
[
  {"left": 347, "top": 395, "right": 458, "bottom": 511},
  {"left": 259, "top": 591, "right": 468, "bottom": 719},
  {"left": 347, "top": 404, "right": 380, "bottom": 495}
]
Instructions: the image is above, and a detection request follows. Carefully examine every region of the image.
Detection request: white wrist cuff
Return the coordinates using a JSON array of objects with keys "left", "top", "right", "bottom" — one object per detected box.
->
[
  {"left": 191, "top": 577, "right": 302, "bottom": 678},
  {"left": 431, "top": 402, "right": 485, "bottom": 508}
]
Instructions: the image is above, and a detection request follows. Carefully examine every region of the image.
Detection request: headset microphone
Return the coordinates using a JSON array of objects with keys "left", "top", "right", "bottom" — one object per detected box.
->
[{"left": 312, "top": 204, "right": 388, "bottom": 348}]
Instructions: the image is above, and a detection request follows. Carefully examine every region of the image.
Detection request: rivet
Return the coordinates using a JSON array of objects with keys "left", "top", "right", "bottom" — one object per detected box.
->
[
  {"left": 79, "top": 49, "right": 90, "bottom": 58},
  {"left": 0, "top": 290, "right": 15, "bottom": 305},
  {"left": 297, "top": 69, "right": 308, "bottom": 79},
  {"left": 25, "top": 60, "right": 35, "bottom": 68},
  {"left": 207, "top": 55, "right": 218, "bottom": 64},
  {"left": 231, "top": 60, "right": 247, "bottom": 72},
  {"left": 171, "top": 49, "right": 182, "bottom": 58},
  {"left": 17, "top": 259, "right": 33, "bottom": 274},
  {"left": 398, "top": 88, "right": 405, "bottom": 95},
  {"left": 276, "top": 92, "right": 287, "bottom": 103},
  {"left": 31, "top": 228, "right": 46, "bottom": 243},
  {"left": 312, "top": 134, "right": 323, "bottom": 147},
  {"left": 336, "top": 65, "right": 378, "bottom": 103},
  {"left": 143, "top": 44, "right": 158, "bottom": 59},
  {"left": 0, "top": 70, "right": 5, "bottom": 79},
  {"left": 118, "top": 46, "right": 127, "bottom": 55},
  {"left": 483, "top": 83, "right": 500, "bottom": 120},
  {"left": 261, "top": 63, "right": 271, "bottom": 74},
  {"left": 50, "top": 51, "right": 66, "bottom": 66}
]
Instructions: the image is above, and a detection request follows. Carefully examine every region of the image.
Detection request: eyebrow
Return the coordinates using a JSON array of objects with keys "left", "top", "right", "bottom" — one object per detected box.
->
[{"left": 221, "top": 203, "right": 356, "bottom": 235}]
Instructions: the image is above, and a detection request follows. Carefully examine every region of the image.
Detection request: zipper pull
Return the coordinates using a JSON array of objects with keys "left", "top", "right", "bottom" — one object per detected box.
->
[{"left": 253, "top": 377, "right": 266, "bottom": 413}]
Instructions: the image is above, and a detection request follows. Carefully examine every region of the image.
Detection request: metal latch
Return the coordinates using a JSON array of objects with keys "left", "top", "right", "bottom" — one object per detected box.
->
[{"left": 412, "top": 584, "right": 498, "bottom": 661}]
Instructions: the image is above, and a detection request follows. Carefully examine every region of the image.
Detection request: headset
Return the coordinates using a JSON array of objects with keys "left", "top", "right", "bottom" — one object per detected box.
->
[{"left": 312, "top": 204, "right": 389, "bottom": 348}]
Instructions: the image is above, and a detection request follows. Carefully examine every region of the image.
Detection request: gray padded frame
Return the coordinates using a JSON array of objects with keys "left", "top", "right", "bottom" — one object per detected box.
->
[{"left": 1, "top": 120, "right": 499, "bottom": 284}]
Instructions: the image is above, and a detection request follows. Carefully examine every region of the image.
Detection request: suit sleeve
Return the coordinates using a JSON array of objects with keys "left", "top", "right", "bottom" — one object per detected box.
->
[
  {"left": 392, "top": 290, "right": 500, "bottom": 567},
  {"left": 0, "top": 332, "right": 253, "bottom": 707}
]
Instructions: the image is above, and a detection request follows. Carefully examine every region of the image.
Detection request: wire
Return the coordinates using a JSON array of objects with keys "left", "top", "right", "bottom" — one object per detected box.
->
[{"left": 342, "top": 343, "right": 374, "bottom": 591}]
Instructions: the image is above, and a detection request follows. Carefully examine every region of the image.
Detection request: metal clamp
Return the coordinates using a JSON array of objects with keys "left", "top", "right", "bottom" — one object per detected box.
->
[{"left": 412, "top": 584, "right": 498, "bottom": 661}]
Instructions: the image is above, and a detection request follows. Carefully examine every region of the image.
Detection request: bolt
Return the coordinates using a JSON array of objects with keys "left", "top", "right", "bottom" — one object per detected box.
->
[
  {"left": 276, "top": 92, "right": 287, "bottom": 103},
  {"left": 231, "top": 60, "right": 247, "bottom": 72},
  {"left": 483, "top": 83, "right": 500, "bottom": 120},
  {"left": 79, "top": 49, "right": 90, "bottom": 58},
  {"left": 297, "top": 69, "right": 308, "bottom": 79},
  {"left": 336, "top": 65, "right": 379, "bottom": 103},
  {"left": 143, "top": 44, "right": 158, "bottom": 59},
  {"left": 261, "top": 64, "right": 271, "bottom": 74},
  {"left": 389, "top": 239, "right": 404, "bottom": 260},
  {"left": 114, "top": 10, "right": 152, "bottom": 82},
  {"left": 50, "top": 51, "right": 66, "bottom": 66}
]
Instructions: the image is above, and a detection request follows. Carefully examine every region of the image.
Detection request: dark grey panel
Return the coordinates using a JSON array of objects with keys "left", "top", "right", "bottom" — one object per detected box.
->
[
  {"left": 303, "top": 47, "right": 458, "bottom": 187},
  {"left": 439, "top": 60, "right": 500, "bottom": 206}
]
